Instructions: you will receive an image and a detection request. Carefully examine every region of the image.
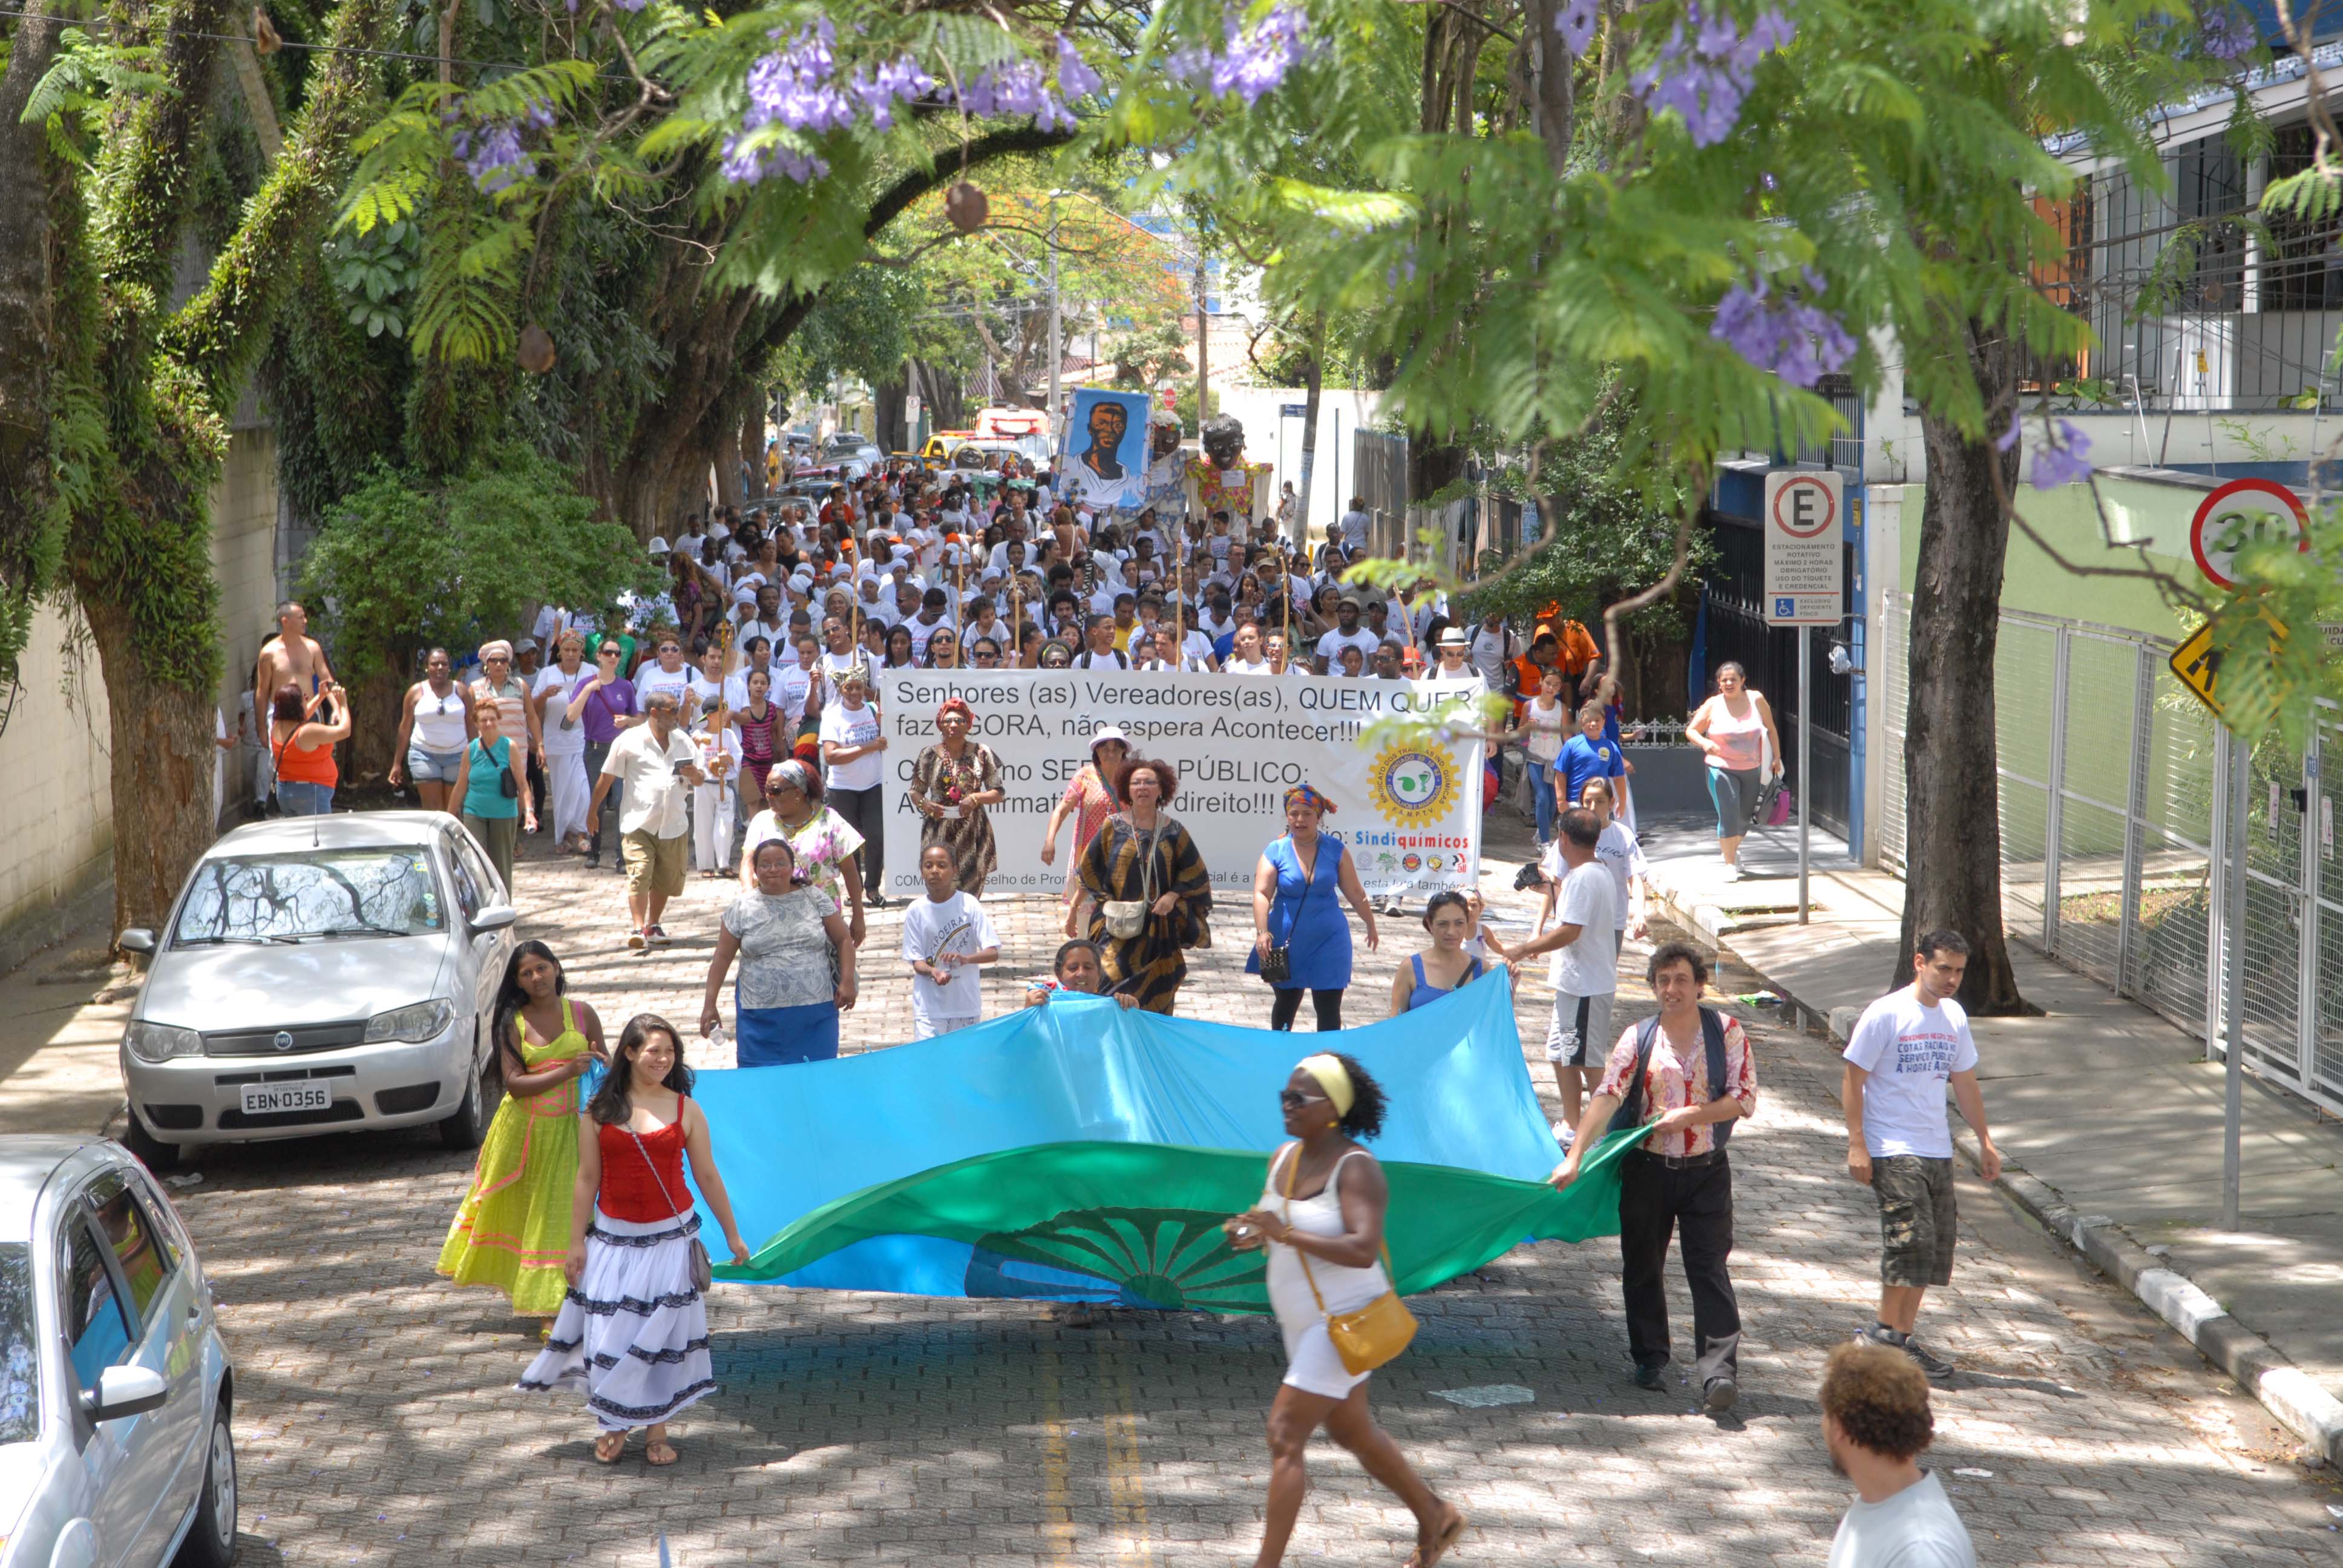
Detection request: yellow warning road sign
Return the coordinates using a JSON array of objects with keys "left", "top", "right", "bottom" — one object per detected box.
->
[{"left": 2169, "top": 612, "right": 2290, "bottom": 721}]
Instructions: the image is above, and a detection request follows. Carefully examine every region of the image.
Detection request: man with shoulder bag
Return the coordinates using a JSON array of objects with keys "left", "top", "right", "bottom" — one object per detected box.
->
[{"left": 1552, "top": 939, "right": 1758, "bottom": 1413}]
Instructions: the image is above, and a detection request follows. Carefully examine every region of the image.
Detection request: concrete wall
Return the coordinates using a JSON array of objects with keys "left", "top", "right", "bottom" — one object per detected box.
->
[
  {"left": 212, "top": 427, "right": 283, "bottom": 814},
  {"left": 0, "top": 606, "right": 114, "bottom": 970},
  {"left": 0, "top": 428, "right": 281, "bottom": 972}
]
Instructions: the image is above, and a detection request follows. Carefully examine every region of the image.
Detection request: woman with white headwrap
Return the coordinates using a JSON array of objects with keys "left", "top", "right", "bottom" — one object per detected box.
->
[{"left": 1224, "top": 1053, "right": 1464, "bottom": 1568}]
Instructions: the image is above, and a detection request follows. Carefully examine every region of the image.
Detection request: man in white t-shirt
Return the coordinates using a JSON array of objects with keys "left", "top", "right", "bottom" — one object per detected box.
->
[
  {"left": 1511, "top": 809, "right": 1618, "bottom": 1143},
  {"left": 902, "top": 844, "right": 1001, "bottom": 1039},
  {"left": 1820, "top": 1343, "right": 1979, "bottom": 1568},
  {"left": 1312, "top": 595, "right": 1382, "bottom": 674},
  {"left": 588, "top": 690, "right": 705, "bottom": 950},
  {"left": 1468, "top": 612, "right": 1521, "bottom": 689},
  {"left": 1842, "top": 930, "right": 2000, "bottom": 1382}
]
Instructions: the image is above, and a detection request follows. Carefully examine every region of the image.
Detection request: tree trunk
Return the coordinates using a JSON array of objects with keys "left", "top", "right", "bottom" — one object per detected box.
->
[
  {"left": 1901, "top": 322, "right": 2031, "bottom": 1014},
  {"left": 742, "top": 410, "right": 766, "bottom": 500},
  {"left": 82, "top": 598, "right": 221, "bottom": 934},
  {"left": 345, "top": 668, "right": 405, "bottom": 787},
  {"left": 873, "top": 376, "right": 908, "bottom": 452},
  {"left": 1295, "top": 321, "right": 1323, "bottom": 549},
  {"left": 712, "top": 422, "right": 744, "bottom": 512},
  {"left": 0, "top": 3, "right": 66, "bottom": 671}
]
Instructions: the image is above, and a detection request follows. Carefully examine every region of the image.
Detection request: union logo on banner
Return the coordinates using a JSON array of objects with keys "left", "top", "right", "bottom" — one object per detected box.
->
[{"left": 1368, "top": 742, "right": 1459, "bottom": 829}]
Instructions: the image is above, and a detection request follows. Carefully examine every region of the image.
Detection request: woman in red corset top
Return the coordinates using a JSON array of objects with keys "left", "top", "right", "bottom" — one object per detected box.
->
[{"left": 519, "top": 1015, "right": 750, "bottom": 1465}]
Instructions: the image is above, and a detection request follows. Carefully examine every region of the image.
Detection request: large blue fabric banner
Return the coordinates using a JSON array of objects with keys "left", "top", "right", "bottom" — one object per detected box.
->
[{"left": 683, "top": 972, "right": 1604, "bottom": 1308}]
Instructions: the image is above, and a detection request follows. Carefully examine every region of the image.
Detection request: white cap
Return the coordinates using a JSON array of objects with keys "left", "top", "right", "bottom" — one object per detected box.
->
[{"left": 647, "top": 536, "right": 670, "bottom": 555}]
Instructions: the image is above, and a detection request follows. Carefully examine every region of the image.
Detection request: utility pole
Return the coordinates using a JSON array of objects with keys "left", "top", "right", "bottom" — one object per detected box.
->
[
  {"left": 1046, "top": 191, "right": 1062, "bottom": 440},
  {"left": 1194, "top": 250, "right": 1209, "bottom": 433}
]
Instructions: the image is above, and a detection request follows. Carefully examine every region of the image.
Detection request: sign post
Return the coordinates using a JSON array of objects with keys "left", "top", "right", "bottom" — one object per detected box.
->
[
  {"left": 1763, "top": 470, "right": 1845, "bottom": 924},
  {"left": 2168, "top": 616, "right": 2287, "bottom": 1235}
]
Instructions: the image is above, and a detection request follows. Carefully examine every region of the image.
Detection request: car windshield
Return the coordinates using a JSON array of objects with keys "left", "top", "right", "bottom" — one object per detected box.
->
[
  {"left": 171, "top": 848, "right": 446, "bottom": 946},
  {"left": 0, "top": 1242, "right": 33, "bottom": 1444}
]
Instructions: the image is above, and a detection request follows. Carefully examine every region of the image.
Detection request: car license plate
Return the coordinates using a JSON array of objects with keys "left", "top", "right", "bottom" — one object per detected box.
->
[{"left": 240, "top": 1081, "right": 333, "bottom": 1116}]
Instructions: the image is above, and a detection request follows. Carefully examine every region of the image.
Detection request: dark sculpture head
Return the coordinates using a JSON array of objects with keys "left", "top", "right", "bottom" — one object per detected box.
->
[
  {"left": 1150, "top": 418, "right": 1184, "bottom": 462},
  {"left": 1201, "top": 414, "right": 1245, "bottom": 468}
]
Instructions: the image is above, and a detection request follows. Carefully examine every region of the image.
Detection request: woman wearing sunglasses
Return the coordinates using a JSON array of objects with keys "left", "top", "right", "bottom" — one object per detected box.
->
[
  {"left": 390, "top": 646, "right": 476, "bottom": 814},
  {"left": 1223, "top": 1054, "right": 1463, "bottom": 1568},
  {"left": 568, "top": 640, "right": 640, "bottom": 871}
]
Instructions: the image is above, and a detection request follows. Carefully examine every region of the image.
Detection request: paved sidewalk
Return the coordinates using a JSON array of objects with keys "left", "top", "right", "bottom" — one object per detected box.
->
[
  {"left": 7, "top": 818, "right": 2343, "bottom": 1564},
  {"left": 1637, "top": 809, "right": 2343, "bottom": 1446}
]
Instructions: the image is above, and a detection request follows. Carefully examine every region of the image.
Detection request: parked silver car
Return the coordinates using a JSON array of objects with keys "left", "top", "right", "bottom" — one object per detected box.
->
[
  {"left": 0, "top": 1135, "right": 235, "bottom": 1568},
  {"left": 115, "top": 813, "right": 518, "bottom": 1167}
]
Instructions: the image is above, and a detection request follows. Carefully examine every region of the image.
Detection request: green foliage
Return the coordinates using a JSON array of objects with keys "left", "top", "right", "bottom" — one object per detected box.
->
[
  {"left": 21, "top": 30, "right": 166, "bottom": 166},
  {"left": 324, "top": 217, "right": 422, "bottom": 339},
  {"left": 300, "top": 443, "right": 654, "bottom": 681}
]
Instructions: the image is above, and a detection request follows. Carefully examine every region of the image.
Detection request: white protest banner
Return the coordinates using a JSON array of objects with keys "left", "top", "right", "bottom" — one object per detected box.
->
[{"left": 875, "top": 670, "right": 1487, "bottom": 901}]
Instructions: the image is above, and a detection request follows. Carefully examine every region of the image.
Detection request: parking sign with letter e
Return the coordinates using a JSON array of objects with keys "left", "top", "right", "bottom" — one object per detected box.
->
[{"left": 1763, "top": 471, "right": 1844, "bottom": 626}]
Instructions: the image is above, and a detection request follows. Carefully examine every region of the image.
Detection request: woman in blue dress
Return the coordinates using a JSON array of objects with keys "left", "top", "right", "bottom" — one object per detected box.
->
[
  {"left": 1248, "top": 785, "right": 1380, "bottom": 1031},
  {"left": 1389, "top": 892, "right": 1490, "bottom": 1016}
]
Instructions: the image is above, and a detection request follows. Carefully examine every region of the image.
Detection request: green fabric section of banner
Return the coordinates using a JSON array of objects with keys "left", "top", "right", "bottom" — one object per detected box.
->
[{"left": 716, "top": 1129, "right": 1645, "bottom": 1312}]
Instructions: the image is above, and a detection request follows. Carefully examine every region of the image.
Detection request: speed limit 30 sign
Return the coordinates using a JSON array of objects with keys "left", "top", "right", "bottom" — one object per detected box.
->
[
  {"left": 2189, "top": 477, "right": 2307, "bottom": 590},
  {"left": 1764, "top": 470, "right": 1844, "bottom": 626}
]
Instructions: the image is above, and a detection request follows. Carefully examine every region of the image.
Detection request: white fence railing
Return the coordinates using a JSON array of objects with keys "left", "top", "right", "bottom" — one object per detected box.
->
[{"left": 1878, "top": 591, "right": 2343, "bottom": 1119}]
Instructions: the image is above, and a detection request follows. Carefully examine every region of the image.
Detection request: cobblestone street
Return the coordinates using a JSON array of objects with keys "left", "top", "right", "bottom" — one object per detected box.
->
[{"left": 98, "top": 835, "right": 2343, "bottom": 1567}]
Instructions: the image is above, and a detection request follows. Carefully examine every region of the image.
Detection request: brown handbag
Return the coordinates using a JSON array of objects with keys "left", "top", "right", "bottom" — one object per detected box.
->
[{"left": 1282, "top": 1149, "right": 1417, "bottom": 1375}]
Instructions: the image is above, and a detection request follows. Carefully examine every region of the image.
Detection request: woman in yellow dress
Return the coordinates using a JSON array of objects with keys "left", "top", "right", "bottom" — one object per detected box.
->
[{"left": 437, "top": 940, "right": 607, "bottom": 1318}]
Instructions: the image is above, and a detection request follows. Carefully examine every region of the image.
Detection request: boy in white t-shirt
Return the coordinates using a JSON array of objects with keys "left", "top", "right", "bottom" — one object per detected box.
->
[
  {"left": 1842, "top": 930, "right": 2001, "bottom": 1381},
  {"left": 902, "top": 844, "right": 1001, "bottom": 1039},
  {"left": 1510, "top": 808, "right": 1618, "bottom": 1145}
]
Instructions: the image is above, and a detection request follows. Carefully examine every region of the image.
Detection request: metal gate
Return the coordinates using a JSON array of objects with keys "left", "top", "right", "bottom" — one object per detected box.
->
[{"left": 1870, "top": 595, "right": 2343, "bottom": 1110}]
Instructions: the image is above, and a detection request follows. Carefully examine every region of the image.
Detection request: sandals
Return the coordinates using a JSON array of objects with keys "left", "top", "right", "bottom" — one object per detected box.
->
[
  {"left": 645, "top": 1430, "right": 679, "bottom": 1466},
  {"left": 594, "top": 1431, "right": 627, "bottom": 1464},
  {"left": 1406, "top": 1509, "right": 1467, "bottom": 1568}
]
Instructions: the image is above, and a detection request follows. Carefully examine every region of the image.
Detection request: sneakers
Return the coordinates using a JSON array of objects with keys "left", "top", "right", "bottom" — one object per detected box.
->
[
  {"left": 1552, "top": 1120, "right": 1576, "bottom": 1149},
  {"left": 1901, "top": 1336, "right": 1957, "bottom": 1380},
  {"left": 1702, "top": 1376, "right": 1739, "bottom": 1413},
  {"left": 627, "top": 927, "right": 647, "bottom": 951},
  {"left": 1855, "top": 1322, "right": 1956, "bottom": 1380},
  {"left": 1632, "top": 1364, "right": 1667, "bottom": 1392},
  {"left": 644, "top": 924, "right": 671, "bottom": 947},
  {"left": 1720, "top": 863, "right": 1742, "bottom": 883}
]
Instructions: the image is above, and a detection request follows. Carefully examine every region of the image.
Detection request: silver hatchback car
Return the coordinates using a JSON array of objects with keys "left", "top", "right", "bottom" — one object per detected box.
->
[
  {"left": 0, "top": 1136, "right": 236, "bottom": 1568},
  {"left": 115, "top": 812, "right": 518, "bottom": 1168}
]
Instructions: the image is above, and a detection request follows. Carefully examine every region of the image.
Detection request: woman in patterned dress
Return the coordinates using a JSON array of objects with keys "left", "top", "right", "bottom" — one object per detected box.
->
[
  {"left": 737, "top": 759, "right": 867, "bottom": 948},
  {"left": 437, "top": 941, "right": 606, "bottom": 1319},
  {"left": 1040, "top": 725, "right": 1131, "bottom": 938},
  {"left": 907, "top": 697, "right": 1006, "bottom": 895},
  {"left": 1077, "top": 759, "right": 1214, "bottom": 1014}
]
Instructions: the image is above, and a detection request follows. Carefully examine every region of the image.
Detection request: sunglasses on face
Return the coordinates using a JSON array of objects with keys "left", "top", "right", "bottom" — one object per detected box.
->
[{"left": 1279, "top": 1089, "right": 1327, "bottom": 1108}]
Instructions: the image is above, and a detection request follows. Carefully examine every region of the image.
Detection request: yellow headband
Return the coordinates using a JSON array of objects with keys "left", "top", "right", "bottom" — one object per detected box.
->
[{"left": 1297, "top": 1054, "right": 1354, "bottom": 1118}]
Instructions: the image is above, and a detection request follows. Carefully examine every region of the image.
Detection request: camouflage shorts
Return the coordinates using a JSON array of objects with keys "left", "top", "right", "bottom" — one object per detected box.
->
[{"left": 1875, "top": 1155, "right": 1957, "bottom": 1287}]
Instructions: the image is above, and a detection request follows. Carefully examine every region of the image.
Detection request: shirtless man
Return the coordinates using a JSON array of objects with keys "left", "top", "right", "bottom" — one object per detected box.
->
[{"left": 257, "top": 601, "right": 336, "bottom": 721}]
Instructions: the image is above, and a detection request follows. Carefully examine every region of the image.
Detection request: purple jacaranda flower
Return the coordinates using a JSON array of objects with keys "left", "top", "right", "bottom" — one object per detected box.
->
[
  {"left": 464, "top": 123, "right": 528, "bottom": 194},
  {"left": 1057, "top": 33, "right": 1102, "bottom": 99},
  {"left": 1211, "top": 4, "right": 1311, "bottom": 105},
  {"left": 2031, "top": 421, "right": 2094, "bottom": 489},
  {"left": 2201, "top": 6, "right": 2256, "bottom": 59},
  {"left": 1994, "top": 410, "right": 2022, "bottom": 452},
  {"left": 1711, "top": 278, "right": 1856, "bottom": 389},
  {"left": 1635, "top": 4, "right": 1793, "bottom": 148},
  {"left": 1556, "top": 0, "right": 1598, "bottom": 57}
]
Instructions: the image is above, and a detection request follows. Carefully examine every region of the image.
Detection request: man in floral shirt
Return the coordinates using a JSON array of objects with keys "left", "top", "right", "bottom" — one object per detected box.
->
[{"left": 1552, "top": 940, "right": 1757, "bottom": 1412}]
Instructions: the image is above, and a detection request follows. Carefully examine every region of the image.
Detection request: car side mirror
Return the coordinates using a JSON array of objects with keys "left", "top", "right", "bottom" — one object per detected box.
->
[
  {"left": 83, "top": 1364, "right": 168, "bottom": 1422},
  {"left": 472, "top": 904, "right": 519, "bottom": 932},
  {"left": 117, "top": 929, "right": 156, "bottom": 955}
]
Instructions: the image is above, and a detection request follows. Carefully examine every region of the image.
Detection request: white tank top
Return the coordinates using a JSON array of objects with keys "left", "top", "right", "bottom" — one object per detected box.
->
[
  {"left": 411, "top": 683, "right": 468, "bottom": 751},
  {"left": 1262, "top": 1145, "right": 1389, "bottom": 1333}
]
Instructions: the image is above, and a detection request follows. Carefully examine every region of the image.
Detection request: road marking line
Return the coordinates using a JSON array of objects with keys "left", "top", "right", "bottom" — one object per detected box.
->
[
  {"left": 1040, "top": 1345, "right": 1076, "bottom": 1567},
  {"left": 1097, "top": 1336, "right": 1157, "bottom": 1568}
]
